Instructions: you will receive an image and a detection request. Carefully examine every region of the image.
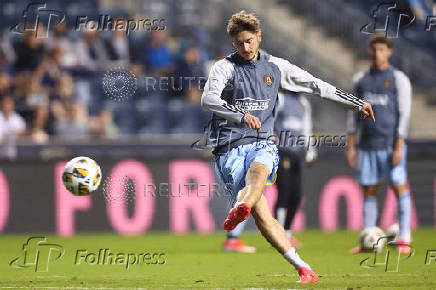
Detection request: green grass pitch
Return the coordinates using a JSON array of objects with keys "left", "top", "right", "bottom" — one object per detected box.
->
[{"left": 1, "top": 229, "right": 435, "bottom": 289}]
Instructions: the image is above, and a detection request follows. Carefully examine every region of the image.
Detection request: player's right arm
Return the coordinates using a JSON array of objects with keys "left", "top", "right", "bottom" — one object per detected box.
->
[{"left": 201, "top": 59, "right": 260, "bottom": 130}]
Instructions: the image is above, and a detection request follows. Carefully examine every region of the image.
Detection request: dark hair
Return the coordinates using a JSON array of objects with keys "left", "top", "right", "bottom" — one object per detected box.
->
[
  {"left": 368, "top": 34, "right": 393, "bottom": 48},
  {"left": 227, "top": 11, "right": 260, "bottom": 37}
]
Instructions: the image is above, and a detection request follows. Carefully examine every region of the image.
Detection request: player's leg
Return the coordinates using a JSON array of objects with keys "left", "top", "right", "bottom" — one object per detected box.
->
[
  {"left": 252, "top": 194, "right": 317, "bottom": 283},
  {"left": 275, "top": 153, "right": 292, "bottom": 236},
  {"left": 275, "top": 152, "right": 302, "bottom": 246},
  {"left": 222, "top": 162, "right": 269, "bottom": 230},
  {"left": 358, "top": 149, "right": 380, "bottom": 229},
  {"left": 214, "top": 147, "right": 256, "bottom": 252},
  {"left": 222, "top": 220, "right": 256, "bottom": 253},
  {"left": 285, "top": 153, "right": 302, "bottom": 246},
  {"left": 236, "top": 161, "right": 270, "bottom": 206},
  {"left": 350, "top": 149, "right": 380, "bottom": 254},
  {"left": 390, "top": 144, "right": 411, "bottom": 253},
  {"left": 391, "top": 184, "right": 410, "bottom": 241},
  {"left": 362, "top": 185, "right": 378, "bottom": 228},
  {"left": 236, "top": 141, "right": 280, "bottom": 207}
]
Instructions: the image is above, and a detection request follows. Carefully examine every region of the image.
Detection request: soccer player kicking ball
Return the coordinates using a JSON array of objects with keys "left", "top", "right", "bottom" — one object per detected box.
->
[
  {"left": 347, "top": 35, "right": 412, "bottom": 254},
  {"left": 201, "top": 11, "right": 374, "bottom": 284}
]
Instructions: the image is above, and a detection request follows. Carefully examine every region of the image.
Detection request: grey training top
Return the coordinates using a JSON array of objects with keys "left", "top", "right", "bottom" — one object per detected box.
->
[
  {"left": 347, "top": 66, "right": 412, "bottom": 150},
  {"left": 201, "top": 51, "right": 364, "bottom": 155}
]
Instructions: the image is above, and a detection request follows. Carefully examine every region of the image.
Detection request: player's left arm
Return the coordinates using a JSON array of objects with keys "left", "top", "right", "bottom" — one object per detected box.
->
[
  {"left": 392, "top": 71, "right": 412, "bottom": 166},
  {"left": 270, "top": 57, "right": 375, "bottom": 121}
]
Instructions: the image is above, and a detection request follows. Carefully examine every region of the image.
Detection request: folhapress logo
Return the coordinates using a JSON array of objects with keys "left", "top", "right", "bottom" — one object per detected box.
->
[
  {"left": 361, "top": 2, "right": 415, "bottom": 38},
  {"left": 10, "top": 1, "right": 65, "bottom": 38},
  {"left": 9, "top": 237, "right": 65, "bottom": 272},
  {"left": 360, "top": 237, "right": 414, "bottom": 272}
]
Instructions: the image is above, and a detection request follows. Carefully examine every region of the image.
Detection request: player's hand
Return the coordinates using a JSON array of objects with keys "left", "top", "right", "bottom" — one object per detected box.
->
[
  {"left": 306, "top": 160, "right": 316, "bottom": 168},
  {"left": 360, "top": 102, "right": 375, "bottom": 122},
  {"left": 273, "top": 131, "right": 279, "bottom": 145},
  {"left": 392, "top": 147, "right": 403, "bottom": 167},
  {"left": 305, "top": 150, "right": 316, "bottom": 167},
  {"left": 346, "top": 147, "right": 357, "bottom": 169},
  {"left": 243, "top": 113, "right": 261, "bottom": 133}
]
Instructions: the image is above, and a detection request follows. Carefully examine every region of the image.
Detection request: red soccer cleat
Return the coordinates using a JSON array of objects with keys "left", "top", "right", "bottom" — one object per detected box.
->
[
  {"left": 349, "top": 246, "right": 364, "bottom": 254},
  {"left": 297, "top": 267, "right": 318, "bottom": 284},
  {"left": 222, "top": 239, "right": 256, "bottom": 253},
  {"left": 397, "top": 240, "right": 411, "bottom": 254},
  {"left": 290, "top": 236, "right": 302, "bottom": 248},
  {"left": 222, "top": 203, "right": 251, "bottom": 231}
]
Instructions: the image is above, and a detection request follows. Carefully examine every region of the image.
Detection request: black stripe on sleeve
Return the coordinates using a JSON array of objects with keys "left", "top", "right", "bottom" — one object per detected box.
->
[
  {"left": 335, "top": 88, "right": 364, "bottom": 107},
  {"left": 223, "top": 103, "right": 246, "bottom": 114}
]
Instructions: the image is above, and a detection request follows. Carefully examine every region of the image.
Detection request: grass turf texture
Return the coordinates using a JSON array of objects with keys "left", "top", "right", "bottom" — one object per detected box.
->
[{"left": 0, "top": 229, "right": 435, "bottom": 289}]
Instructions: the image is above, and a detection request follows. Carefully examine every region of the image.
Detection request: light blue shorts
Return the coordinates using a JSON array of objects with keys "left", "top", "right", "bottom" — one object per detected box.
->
[
  {"left": 357, "top": 144, "right": 407, "bottom": 186},
  {"left": 214, "top": 141, "right": 279, "bottom": 207}
]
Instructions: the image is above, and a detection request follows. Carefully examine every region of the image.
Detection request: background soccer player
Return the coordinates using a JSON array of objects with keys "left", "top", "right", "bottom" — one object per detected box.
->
[
  {"left": 346, "top": 35, "right": 412, "bottom": 254},
  {"left": 201, "top": 11, "right": 374, "bottom": 284},
  {"left": 274, "top": 90, "right": 316, "bottom": 248}
]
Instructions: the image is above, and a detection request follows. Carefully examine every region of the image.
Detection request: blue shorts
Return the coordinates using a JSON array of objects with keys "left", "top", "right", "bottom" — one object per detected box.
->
[
  {"left": 357, "top": 144, "right": 407, "bottom": 186},
  {"left": 214, "top": 141, "right": 279, "bottom": 207}
]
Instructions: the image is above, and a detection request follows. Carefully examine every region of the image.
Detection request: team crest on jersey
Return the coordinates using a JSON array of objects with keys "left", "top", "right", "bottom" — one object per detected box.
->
[
  {"left": 264, "top": 73, "right": 274, "bottom": 87},
  {"left": 383, "top": 80, "right": 391, "bottom": 88}
]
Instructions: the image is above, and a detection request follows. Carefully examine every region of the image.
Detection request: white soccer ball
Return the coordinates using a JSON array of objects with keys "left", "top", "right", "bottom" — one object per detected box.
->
[
  {"left": 386, "top": 223, "right": 399, "bottom": 244},
  {"left": 62, "top": 156, "right": 102, "bottom": 196},
  {"left": 359, "top": 227, "right": 387, "bottom": 253}
]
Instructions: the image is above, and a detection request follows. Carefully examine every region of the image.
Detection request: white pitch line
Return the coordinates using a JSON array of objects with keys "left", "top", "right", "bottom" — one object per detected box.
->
[
  {"left": 269, "top": 273, "right": 423, "bottom": 277},
  {"left": 0, "top": 287, "right": 149, "bottom": 290},
  {"left": 8, "top": 276, "right": 68, "bottom": 279},
  {"left": 0, "top": 288, "right": 280, "bottom": 290}
]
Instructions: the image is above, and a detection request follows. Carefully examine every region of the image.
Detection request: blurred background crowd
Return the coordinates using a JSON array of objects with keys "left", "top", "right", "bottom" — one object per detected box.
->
[
  {"left": 0, "top": 0, "right": 226, "bottom": 160},
  {"left": 0, "top": 0, "right": 435, "bottom": 160}
]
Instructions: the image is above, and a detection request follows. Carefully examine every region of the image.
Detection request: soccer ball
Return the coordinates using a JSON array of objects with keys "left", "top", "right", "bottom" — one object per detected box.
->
[
  {"left": 62, "top": 156, "right": 102, "bottom": 196},
  {"left": 386, "top": 223, "right": 399, "bottom": 244},
  {"left": 359, "top": 227, "right": 387, "bottom": 253}
]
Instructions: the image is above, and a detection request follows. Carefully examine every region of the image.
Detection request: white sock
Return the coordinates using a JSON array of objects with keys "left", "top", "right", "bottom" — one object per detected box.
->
[
  {"left": 228, "top": 219, "right": 247, "bottom": 239},
  {"left": 397, "top": 190, "right": 411, "bottom": 243},
  {"left": 283, "top": 248, "right": 310, "bottom": 271},
  {"left": 363, "top": 196, "right": 377, "bottom": 228},
  {"left": 285, "top": 230, "right": 292, "bottom": 239}
]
